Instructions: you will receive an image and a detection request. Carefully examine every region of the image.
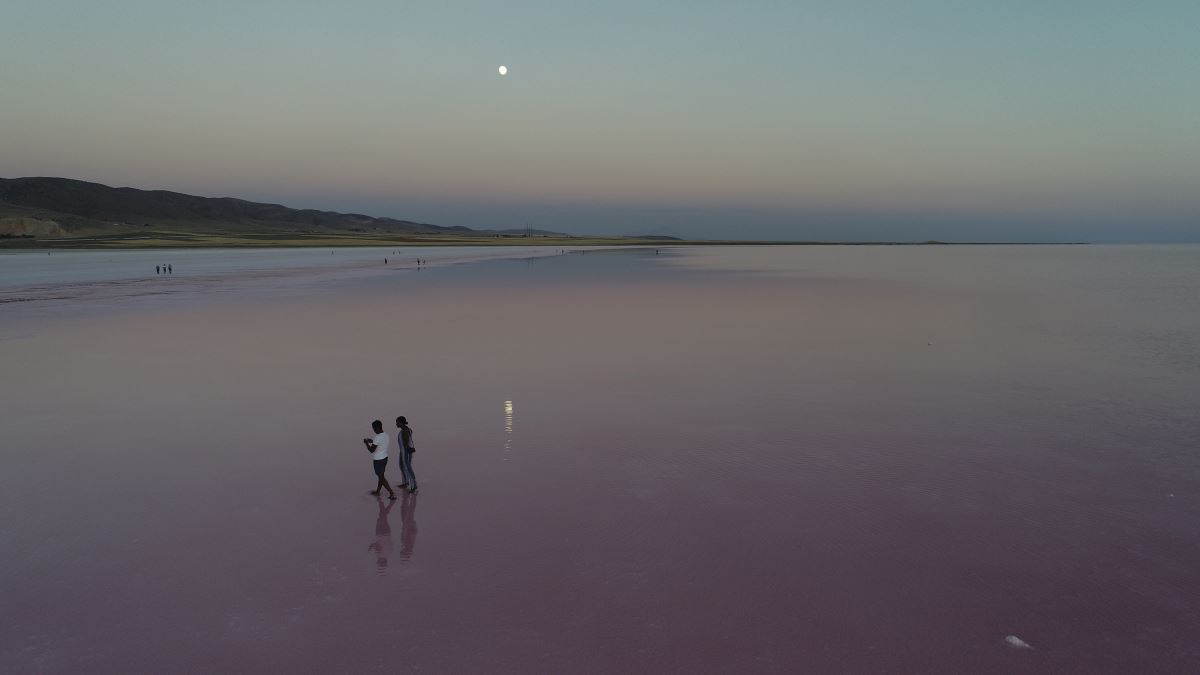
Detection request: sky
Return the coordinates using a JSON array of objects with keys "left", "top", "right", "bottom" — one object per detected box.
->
[{"left": 2, "top": 1, "right": 1198, "bottom": 241}]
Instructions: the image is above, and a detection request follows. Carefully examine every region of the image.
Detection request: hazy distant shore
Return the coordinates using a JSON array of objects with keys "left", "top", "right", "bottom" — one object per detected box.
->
[
  {"left": 0, "top": 231, "right": 1088, "bottom": 250},
  {"left": 0, "top": 178, "right": 1094, "bottom": 249}
]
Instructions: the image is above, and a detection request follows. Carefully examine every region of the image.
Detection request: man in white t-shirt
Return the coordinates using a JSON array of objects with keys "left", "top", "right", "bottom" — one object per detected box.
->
[{"left": 362, "top": 420, "right": 396, "bottom": 499}]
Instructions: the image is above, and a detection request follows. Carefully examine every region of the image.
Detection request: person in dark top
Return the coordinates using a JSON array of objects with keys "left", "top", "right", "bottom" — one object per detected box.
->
[{"left": 395, "top": 416, "right": 418, "bottom": 493}]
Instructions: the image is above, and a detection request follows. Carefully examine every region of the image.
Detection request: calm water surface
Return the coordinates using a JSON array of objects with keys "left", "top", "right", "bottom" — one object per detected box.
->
[{"left": 1, "top": 245, "right": 1198, "bottom": 673}]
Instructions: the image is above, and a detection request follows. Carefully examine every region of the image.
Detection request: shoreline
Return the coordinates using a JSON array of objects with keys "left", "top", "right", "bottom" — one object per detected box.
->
[{"left": 0, "top": 233, "right": 1091, "bottom": 250}]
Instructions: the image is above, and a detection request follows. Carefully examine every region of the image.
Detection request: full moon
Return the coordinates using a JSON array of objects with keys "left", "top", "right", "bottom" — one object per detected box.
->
[{"left": 498, "top": 65, "right": 508, "bottom": 75}]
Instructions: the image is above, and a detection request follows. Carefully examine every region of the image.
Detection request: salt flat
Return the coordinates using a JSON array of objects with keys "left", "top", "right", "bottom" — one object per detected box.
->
[{"left": 2, "top": 245, "right": 1198, "bottom": 674}]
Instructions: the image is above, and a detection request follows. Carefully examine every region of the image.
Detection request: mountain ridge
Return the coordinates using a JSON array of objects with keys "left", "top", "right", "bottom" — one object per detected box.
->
[{"left": 0, "top": 177, "right": 529, "bottom": 237}]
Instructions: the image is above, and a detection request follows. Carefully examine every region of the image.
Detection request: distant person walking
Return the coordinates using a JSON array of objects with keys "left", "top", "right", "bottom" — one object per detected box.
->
[
  {"left": 395, "top": 416, "right": 418, "bottom": 493},
  {"left": 168, "top": 264, "right": 173, "bottom": 274},
  {"left": 156, "top": 265, "right": 161, "bottom": 275},
  {"left": 363, "top": 420, "right": 396, "bottom": 499}
]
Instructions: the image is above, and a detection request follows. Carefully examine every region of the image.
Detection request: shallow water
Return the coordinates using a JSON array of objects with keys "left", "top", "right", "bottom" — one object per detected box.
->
[
  {"left": 0, "top": 246, "right": 570, "bottom": 287},
  {"left": 1, "top": 245, "right": 1198, "bottom": 673}
]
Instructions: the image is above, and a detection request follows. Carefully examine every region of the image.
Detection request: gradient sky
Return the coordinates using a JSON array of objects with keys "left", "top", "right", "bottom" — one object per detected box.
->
[{"left": 3, "top": 1, "right": 1198, "bottom": 241}]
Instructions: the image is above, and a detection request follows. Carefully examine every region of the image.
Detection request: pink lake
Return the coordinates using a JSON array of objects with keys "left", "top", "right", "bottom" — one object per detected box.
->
[{"left": 2, "top": 245, "right": 1199, "bottom": 673}]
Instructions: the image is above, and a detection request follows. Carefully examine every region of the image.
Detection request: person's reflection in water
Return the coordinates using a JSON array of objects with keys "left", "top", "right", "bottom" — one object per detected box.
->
[
  {"left": 399, "top": 491, "right": 418, "bottom": 562},
  {"left": 368, "top": 496, "right": 395, "bottom": 575}
]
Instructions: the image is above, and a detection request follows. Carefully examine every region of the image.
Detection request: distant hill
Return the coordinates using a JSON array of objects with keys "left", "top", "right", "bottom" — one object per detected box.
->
[{"left": 0, "top": 177, "right": 499, "bottom": 238}]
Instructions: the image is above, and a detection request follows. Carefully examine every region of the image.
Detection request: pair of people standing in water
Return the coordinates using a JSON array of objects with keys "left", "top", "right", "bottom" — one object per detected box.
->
[{"left": 362, "top": 416, "right": 418, "bottom": 499}]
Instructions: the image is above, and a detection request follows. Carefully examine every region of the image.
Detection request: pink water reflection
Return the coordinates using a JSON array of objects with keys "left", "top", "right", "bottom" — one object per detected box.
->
[{"left": 2, "top": 246, "right": 1199, "bottom": 673}]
